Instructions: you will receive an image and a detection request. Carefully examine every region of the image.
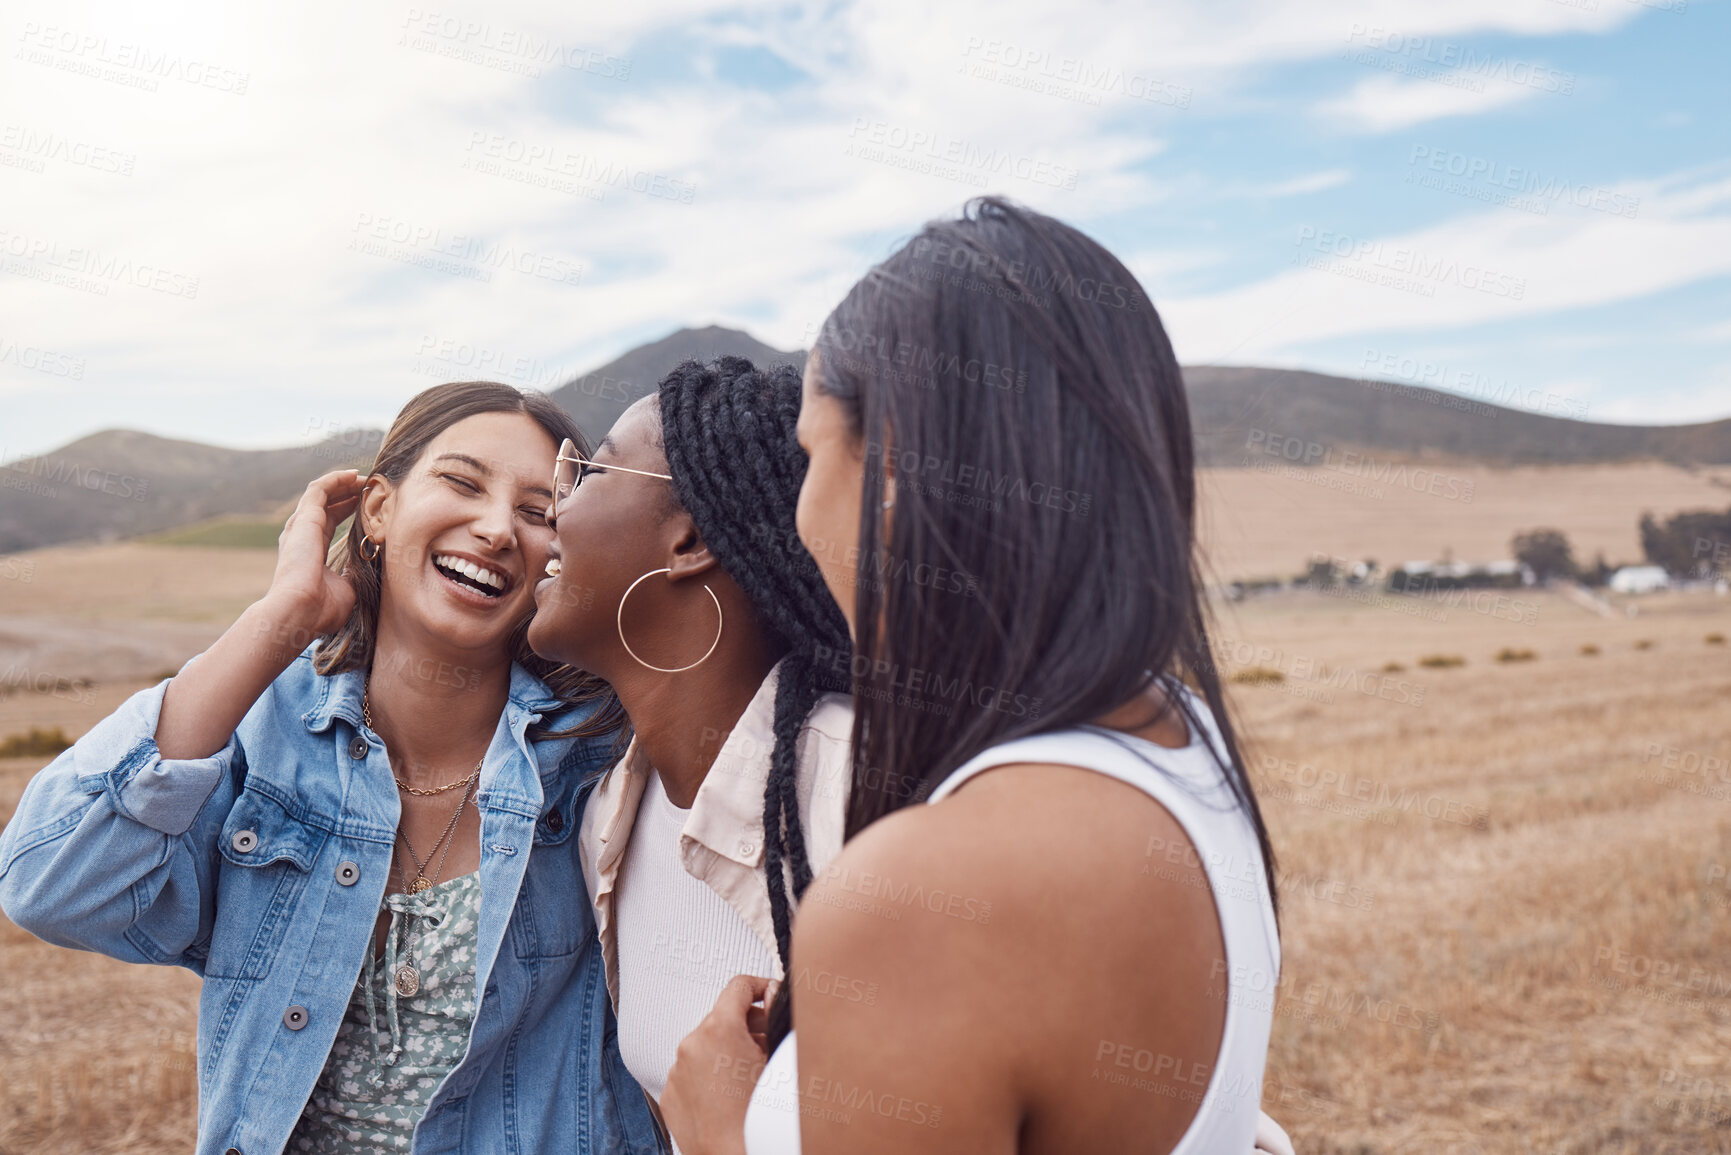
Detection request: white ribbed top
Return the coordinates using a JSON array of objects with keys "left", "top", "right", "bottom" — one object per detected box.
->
[
  {"left": 744, "top": 695, "right": 1280, "bottom": 1155},
  {"left": 615, "top": 769, "right": 779, "bottom": 1102}
]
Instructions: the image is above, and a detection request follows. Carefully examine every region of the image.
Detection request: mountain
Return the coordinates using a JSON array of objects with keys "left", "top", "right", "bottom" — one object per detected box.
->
[
  {"left": 1185, "top": 366, "right": 1731, "bottom": 467},
  {"left": 3, "top": 329, "right": 1728, "bottom": 556},
  {"left": 0, "top": 428, "right": 380, "bottom": 554},
  {"left": 547, "top": 325, "right": 807, "bottom": 441}
]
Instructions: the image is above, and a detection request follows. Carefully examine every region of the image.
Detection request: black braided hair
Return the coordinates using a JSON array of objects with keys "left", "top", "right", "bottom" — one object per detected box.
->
[{"left": 656, "top": 357, "right": 853, "bottom": 1020}]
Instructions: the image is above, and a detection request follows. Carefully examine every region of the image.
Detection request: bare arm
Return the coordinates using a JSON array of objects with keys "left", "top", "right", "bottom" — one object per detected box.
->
[{"left": 155, "top": 471, "right": 364, "bottom": 759}]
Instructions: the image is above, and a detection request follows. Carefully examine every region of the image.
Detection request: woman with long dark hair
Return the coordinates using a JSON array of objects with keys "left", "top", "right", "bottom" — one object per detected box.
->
[
  {"left": 0, "top": 382, "right": 660, "bottom": 1154},
  {"left": 662, "top": 199, "right": 1284, "bottom": 1155}
]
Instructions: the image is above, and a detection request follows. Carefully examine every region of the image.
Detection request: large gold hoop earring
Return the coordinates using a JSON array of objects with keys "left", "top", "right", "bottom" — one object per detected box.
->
[
  {"left": 616, "top": 568, "right": 723, "bottom": 673},
  {"left": 359, "top": 533, "right": 382, "bottom": 561}
]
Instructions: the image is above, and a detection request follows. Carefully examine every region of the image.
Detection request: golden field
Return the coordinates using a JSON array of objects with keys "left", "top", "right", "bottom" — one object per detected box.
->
[{"left": 1, "top": 463, "right": 1729, "bottom": 1153}]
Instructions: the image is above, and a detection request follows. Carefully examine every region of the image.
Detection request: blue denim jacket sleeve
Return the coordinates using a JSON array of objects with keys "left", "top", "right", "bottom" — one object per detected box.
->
[{"left": 0, "top": 677, "right": 238, "bottom": 970}]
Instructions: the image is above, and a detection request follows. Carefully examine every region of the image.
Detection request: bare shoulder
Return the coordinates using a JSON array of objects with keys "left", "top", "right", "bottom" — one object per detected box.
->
[
  {"left": 798, "top": 759, "right": 1222, "bottom": 986},
  {"left": 791, "top": 761, "right": 1232, "bottom": 1152}
]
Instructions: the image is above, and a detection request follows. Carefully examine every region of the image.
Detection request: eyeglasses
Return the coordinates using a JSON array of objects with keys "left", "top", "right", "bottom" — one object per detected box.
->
[{"left": 553, "top": 438, "right": 673, "bottom": 506}]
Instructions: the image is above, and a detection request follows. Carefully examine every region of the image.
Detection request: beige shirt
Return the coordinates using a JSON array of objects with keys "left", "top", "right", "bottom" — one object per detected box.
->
[{"left": 578, "top": 661, "right": 855, "bottom": 1008}]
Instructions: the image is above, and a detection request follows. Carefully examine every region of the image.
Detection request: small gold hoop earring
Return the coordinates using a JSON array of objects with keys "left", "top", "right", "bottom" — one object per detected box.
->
[
  {"left": 617, "top": 568, "right": 723, "bottom": 673},
  {"left": 360, "top": 533, "right": 382, "bottom": 561}
]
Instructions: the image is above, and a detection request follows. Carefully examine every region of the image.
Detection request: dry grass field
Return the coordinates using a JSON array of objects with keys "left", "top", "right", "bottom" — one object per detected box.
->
[
  {"left": 1199, "top": 460, "right": 1731, "bottom": 578},
  {"left": 1, "top": 470, "right": 1728, "bottom": 1152}
]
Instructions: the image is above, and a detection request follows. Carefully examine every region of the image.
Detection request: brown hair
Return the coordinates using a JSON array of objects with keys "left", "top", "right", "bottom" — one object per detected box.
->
[{"left": 314, "top": 380, "right": 624, "bottom": 742}]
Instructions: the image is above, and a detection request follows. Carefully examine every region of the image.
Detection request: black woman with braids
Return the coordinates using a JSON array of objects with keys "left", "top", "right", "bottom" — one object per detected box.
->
[{"left": 526, "top": 356, "right": 857, "bottom": 1138}]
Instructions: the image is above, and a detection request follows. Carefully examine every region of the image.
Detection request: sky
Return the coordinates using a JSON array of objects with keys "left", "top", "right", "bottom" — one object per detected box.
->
[{"left": 1, "top": 0, "right": 1728, "bottom": 460}]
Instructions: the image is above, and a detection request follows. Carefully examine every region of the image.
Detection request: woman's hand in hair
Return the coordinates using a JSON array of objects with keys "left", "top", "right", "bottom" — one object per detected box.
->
[
  {"left": 265, "top": 470, "right": 366, "bottom": 637},
  {"left": 661, "top": 973, "right": 777, "bottom": 1155},
  {"left": 156, "top": 470, "right": 365, "bottom": 761}
]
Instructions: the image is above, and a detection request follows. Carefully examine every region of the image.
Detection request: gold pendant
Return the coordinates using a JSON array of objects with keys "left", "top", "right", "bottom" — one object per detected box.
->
[
  {"left": 394, "top": 963, "right": 421, "bottom": 997},
  {"left": 408, "top": 876, "right": 432, "bottom": 894}
]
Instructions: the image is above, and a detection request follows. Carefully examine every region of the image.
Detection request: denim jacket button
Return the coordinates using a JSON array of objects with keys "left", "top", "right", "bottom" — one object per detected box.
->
[
  {"left": 544, "top": 808, "right": 564, "bottom": 833},
  {"left": 230, "top": 830, "right": 258, "bottom": 854},
  {"left": 349, "top": 736, "right": 369, "bottom": 760},
  {"left": 226, "top": 1148, "right": 243, "bottom": 1155},
  {"left": 283, "top": 1005, "right": 308, "bottom": 1030},
  {"left": 336, "top": 861, "right": 360, "bottom": 886}
]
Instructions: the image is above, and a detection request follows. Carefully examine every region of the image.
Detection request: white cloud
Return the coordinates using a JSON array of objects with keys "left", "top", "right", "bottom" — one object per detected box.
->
[
  {"left": 1317, "top": 74, "right": 1541, "bottom": 132},
  {"left": 1159, "top": 171, "right": 1731, "bottom": 366},
  {"left": 0, "top": 0, "right": 1661, "bottom": 456},
  {"left": 1262, "top": 169, "right": 1354, "bottom": 197}
]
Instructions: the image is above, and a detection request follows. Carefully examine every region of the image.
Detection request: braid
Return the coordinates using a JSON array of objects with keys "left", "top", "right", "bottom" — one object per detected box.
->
[{"left": 656, "top": 358, "right": 853, "bottom": 996}]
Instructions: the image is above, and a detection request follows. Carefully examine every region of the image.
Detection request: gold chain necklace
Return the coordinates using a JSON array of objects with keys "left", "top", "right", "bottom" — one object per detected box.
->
[
  {"left": 394, "top": 776, "right": 477, "bottom": 894},
  {"left": 389, "top": 776, "right": 477, "bottom": 997},
  {"left": 363, "top": 690, "right": 486, "bottom": 796}
]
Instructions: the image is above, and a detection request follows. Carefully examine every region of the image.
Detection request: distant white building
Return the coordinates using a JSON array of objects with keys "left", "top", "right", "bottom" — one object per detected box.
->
[{"left": 1610, "top": 566, "right": 1670, "bottom": 594}]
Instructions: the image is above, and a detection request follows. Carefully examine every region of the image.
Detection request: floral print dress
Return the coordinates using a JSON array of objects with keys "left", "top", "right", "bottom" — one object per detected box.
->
[{"left": 290, "top": 872, "right": 483, "bottom": 1152}]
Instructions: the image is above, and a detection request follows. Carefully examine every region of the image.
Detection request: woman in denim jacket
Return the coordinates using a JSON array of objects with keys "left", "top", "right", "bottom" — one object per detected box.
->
[{"left": 0, "top": 381, "right": 663, "bottom": 1155}]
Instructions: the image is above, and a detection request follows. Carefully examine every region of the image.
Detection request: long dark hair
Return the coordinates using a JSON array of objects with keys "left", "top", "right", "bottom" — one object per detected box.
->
[
  {"left": 655, "top": 358, "right": 853, "bottom": 986},
  {"left": 315, "top": 380, "right": 624, "bottom": 741},
  {"left": 812, "top": 197, "right": 1279, "bottom": 907}
]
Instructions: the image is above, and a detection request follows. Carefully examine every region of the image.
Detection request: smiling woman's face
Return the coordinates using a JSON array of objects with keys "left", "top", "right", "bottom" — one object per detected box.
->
[
  {"left": 366, "top": 410, "right": 558, "bottom": 657},
  {"left": 528, "top": 397, "right": 680, "bottom": 674}
]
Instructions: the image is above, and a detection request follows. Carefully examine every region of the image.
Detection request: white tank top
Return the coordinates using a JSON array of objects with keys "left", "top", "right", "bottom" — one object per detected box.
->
[{"left": 743, "top": 702, "right": 1281, "bottom": 1155}]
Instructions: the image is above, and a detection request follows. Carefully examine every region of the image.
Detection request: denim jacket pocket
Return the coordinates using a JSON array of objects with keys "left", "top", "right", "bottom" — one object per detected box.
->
[
  {"left": 204, "top": 786, "right": 328, "bottom": 979},
  {"left": 509, "top": 775, "right": 590, "bottom": 960}
]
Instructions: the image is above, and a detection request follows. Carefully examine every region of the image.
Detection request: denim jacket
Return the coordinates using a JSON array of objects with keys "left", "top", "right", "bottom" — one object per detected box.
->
[{"left": 0, "top": 648, "right": 667, "bottom": 1155}]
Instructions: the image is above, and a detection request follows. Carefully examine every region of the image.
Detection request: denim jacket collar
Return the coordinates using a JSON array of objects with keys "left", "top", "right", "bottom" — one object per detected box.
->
[{"left": 299, "top": 652, "right": 563, "bottom": 751}]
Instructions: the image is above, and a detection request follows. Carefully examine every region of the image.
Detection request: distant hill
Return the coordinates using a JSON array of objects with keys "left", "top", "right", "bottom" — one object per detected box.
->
[
  {"left": 548, "top": 325, "right": 806, "bottom": 440},
  {"left": 1186, "top": 366, "right": 1731, "bottom": 467},
  {"left": 3, "top": 330, "right": 1729, "bottom": 555},
  {"left": 0, "top": 428, "right": 380, "bottom": 554}
]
